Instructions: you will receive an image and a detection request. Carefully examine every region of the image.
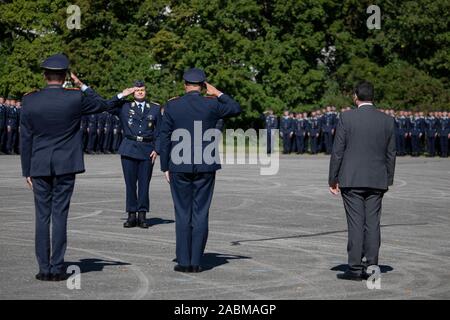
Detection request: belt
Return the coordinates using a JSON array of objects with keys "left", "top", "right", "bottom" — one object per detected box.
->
[{"left": 125, "top": 135, "right": 153, "bottom": 142}]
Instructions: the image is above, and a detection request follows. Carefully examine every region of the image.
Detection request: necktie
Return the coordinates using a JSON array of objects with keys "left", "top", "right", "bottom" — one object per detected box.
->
[{"left": 139, "top": 104, "right": 143, "bottom": 113}]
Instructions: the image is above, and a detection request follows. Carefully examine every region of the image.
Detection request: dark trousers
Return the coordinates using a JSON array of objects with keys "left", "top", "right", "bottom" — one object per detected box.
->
[
  {"left": 427, "top": 136, "right": 436, "bottom": 156},
  {"left": 86, "top": 128, "right": 97, "bottom": 152},
  {"left": 0, "top": 126, "right": 5, "bottom": 151},
  {"left": 266, "top": 130, "right": 275, "bottom": 154},
  {"left": 396, "top": 133, "right": 406, "bottom": 155},
  {"left": 310, "top": 133, "right": 319, "bottom": 154},
  {"left": 323, "top": 131, "right": 333, "bottom": 154},
  {"left": 170, "top": 172, "right": 216, "bottom": 267},
  {"left": 440, "top": 135, "right": 448, "bottom": 157},
  {"left": 411, "top": 134, "right": 421, "bottom": 155},
  {"left": 32, "top": 174, "right": 76, "bottom": 274},
  {"left": 295, "top": 134, "right": 304, "bottom": 154},
  {"left": 121, "top": 156, "right": 153, "bottom": 213},
  {"left": 112, "top": 130, "right": 122, "bottom": 151},
  {"left": 282, "top": 133, "right": 292, "bottom": 153},
  {"left": 103, "top": 129, "right": 112, "bottom": 152},
  {"left": 6, "top": 126, "right": 17, "bottom": 153},
  {"left": 341, "top": 188, "right": 385, "bottom": 273},
  {"left": 96, "top": 129, "right": 105, "bottom": 152}
]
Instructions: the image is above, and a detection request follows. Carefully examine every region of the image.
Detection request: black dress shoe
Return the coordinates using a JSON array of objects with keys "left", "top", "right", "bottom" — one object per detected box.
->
[
  {"left": 138, "top": 212, "right": 149, "bottom": 229},
  {"left": 123, "top": 212, "right": 137, "bottom": 228},
  {"left": 51, "top": 273, "right": 69, "bottom": 281},
  {"left": 191, "top": 266, "right": 203, "bottom": 273},
  {"left": 174, "top": 264, "right": 192, "bottom": 273},
  {"left": 336, "top": 270, "right": 364, "bottom": 281},
  {"left": 35, "top": 273, "right": 51, "bottom": 281}
]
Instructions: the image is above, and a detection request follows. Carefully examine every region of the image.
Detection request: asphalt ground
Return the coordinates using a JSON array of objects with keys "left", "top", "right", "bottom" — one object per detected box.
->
[{"left": 0, "top": 154, "right": 449, "bottom": 299}]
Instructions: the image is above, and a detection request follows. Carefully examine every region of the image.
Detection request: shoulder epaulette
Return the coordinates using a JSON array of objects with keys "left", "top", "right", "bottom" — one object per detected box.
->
[
  {"left": 23, "top": 89, "right": 39, "bottom": 96},
  {"left": 64, "top": 87, "right": 80, "bottom": 91},
  {"left": 150, "top": 101, "right": 160, "bottom": 106},
  {"left": 168, "top": 96, "right": 179, "bottom": 101}
]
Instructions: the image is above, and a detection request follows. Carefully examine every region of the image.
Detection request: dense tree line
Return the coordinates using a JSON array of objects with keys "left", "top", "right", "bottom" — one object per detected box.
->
[{"left": 0, "top": 0, "right": 449, "bottom": 127}]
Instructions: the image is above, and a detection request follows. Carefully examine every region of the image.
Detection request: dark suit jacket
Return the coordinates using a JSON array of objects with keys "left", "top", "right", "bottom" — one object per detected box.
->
[
  {"left": 20, "top": 85, "right": 121, "bottom": 177},
  {"left": 160, "top": 91, "right": 241, "bottom": 173},
  {"left": 328, "top": 104, "right": 396, "bottom": 190}
]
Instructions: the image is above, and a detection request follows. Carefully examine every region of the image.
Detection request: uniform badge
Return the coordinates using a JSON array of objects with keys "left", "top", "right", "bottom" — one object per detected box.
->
[
  {"left": 148, "top": 115, "right": 154, "bottom": 128},
  {"left": 146, "top": 103, "right": 150, "bottom": 109},
  {"left": 128, "top": 118, "right": 133, "bottom": 126}
]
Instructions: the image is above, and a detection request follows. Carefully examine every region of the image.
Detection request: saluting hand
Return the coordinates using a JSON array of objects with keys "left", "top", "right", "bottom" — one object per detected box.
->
[
  {"left": 121, "top": 87, "right": 138, "bottom": 97},
  {"left": 205, "top": 82, "right": 223, "bottom": 97},
  {"left": 70, "top": 72, "right": 84, "bottom": 88}
]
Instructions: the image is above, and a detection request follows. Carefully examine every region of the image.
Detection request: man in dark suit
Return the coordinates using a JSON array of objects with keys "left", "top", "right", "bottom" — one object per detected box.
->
[
  {"left": 328, "top": 81, "right": 396, "bottom": 281},
  {"left": 20, "top": 54, "right": 135, "bottom": 281},
  {"left": 160, "top": 68, "right": 241, "bottom": 273}
]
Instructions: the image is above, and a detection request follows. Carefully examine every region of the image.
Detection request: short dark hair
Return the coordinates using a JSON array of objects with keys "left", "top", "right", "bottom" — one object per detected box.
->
[
  {"left": 44, "top": 70, "right": 66, "bottom": 82},
  {"left": 354, "top": 81, "right": 374, "bottom": 101}
]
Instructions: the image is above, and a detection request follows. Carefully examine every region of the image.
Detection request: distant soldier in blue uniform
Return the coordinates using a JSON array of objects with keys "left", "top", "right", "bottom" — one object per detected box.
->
[
  {"left": 112, "top": 114, "right": 122, "bottom": 153},
  {"left": 102, "top": 111, "right": 113, "bottom": 153},
  {"left": 263, "top": 109, "right": 278, "bottom": 154},
  {"left": 19, "top": 54, "right": 134, "bottom": 281},
  {"left": 0, "top": 96, "right": 6, "bottom": 154},
  {"left": 80, "top": 114, "right": 88, "bottom": 151},
  {"left": 86, "top": 113, "right": 97, "bottom": 154},
  {"left": 96, "top": 111, "right": 107, "bottom": 153},
  {"left": 14, "top": 100, "right": 22, "bottom": 154},
  {"left": 294, "top": 113, "right": 307, "bottom": 154},
  {"left": 395, "top": 111, "right": 409, "bottom": 156},
  {"left": 308, "top": 111, "right": 321, "bottom": 154},
  {"left": 438, "top": 111, "right": 449, "bottom": 157},
  {"left": 5, "top": 96, "right": 19, "bottom": 154},
  {"left": 322, "top": 106, "right": 336, "bottom": 155},
  {"left": 410, "top": 112, "right": 425, "bottom": 157},
  {"left": 160, "top": 68, "right": 241, "bottom": 273},
  {"left": 108, "top": 80, "right": 161, "bottom": 229},
  {"left": 280, "top": 110, "right": 293, "bottom": 154},
  {"left": 425, "top": 112, "right": 439, "bottom": 157}
]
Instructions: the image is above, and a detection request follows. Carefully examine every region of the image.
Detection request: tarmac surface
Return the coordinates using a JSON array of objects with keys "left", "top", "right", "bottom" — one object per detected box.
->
[{"left": 0, "top": 154, "right": 449, "bottom": 299}]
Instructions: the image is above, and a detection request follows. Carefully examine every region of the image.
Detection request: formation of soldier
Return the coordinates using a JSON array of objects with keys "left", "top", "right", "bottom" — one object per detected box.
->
[
  {"left": 0, "top": 96, "right": 21, "bottom": 155},
  {"left": 1, "top": 94, "right": 448, "bottom": 158},
  {"left": 263, "top": 107, "right": 450, "bottom": 157}
]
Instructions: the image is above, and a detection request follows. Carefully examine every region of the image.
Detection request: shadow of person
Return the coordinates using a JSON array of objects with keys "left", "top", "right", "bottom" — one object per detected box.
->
[
  {"left": 147, "top": 217, "right": 175, "bottom": 226},
  {"left": 201, "top": 253, "right": 251, "bottom": 271},
  {"left": 331, "top": 264, "right": 394, "bottom": 274},
  {"left": 63, "top": 258, "right": 130, "bottom": 274},
  {"left": 171, "top": 253, "right": 251, "bottom": 271}
]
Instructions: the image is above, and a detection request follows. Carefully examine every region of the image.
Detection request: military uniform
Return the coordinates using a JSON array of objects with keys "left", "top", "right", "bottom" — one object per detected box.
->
[
  {"left": 0, "top": 102, "right": 6, "bottom": 153},
  {"left": 86, "top": 113, "right": 97, "bottom": 153},
  {"left": 110, "top": 81, "right": 161, "bottom": 228},
  {"left": 425, "top": 116, "right": 439, "bottom": 156},
  {"left": 112, "top": 114, "right": 122, "bottom": 152},
  {"left": 102, "top": 111, "right": 113, "bottom": 153},
  {"left": 96, "top": 111, "right": 106, "bottom": 153},
  {"left": 322, "top": 112, "right": 336, "bottom": 154},
  {"left": 294, "top": 117, "right": 307, "bottom": 154},
  {"left": 395, "top": 116, "right": 409, "bottom": 156},
  {"left": 160, "top": 68, "right": 241, "bottom": 272},
  {"left": 280, "top": 115, "right": 293, "bottom": 154},
  {"left": 439, "top": 116, "right": 449, "bottom": 157},
  {"left": 20, "top": 54, "right": 124, "bottom": 281},
  {"left": 410, "top": 117, "right": 425, "bottom": 156},
  {"left": 263, "top": 113, "right": 278, "bottom": 154},
  {"left": 308, "top": 116, "right": 321, "bottom": 154},
  {"left": 5, "top": 103, "right": 19, "bottom": 154}
]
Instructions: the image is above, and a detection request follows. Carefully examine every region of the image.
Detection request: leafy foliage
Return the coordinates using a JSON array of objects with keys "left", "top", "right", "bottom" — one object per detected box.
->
[{"left": 0, "top": 0, "right": 448, "bottom": 126}]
